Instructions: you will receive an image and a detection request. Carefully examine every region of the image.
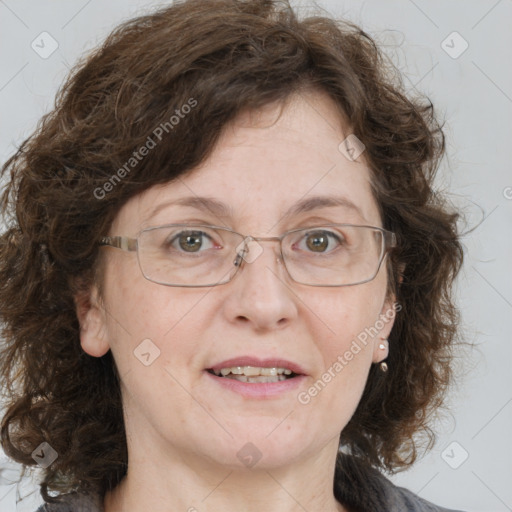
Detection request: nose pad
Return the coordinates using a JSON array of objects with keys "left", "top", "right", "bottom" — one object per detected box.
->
[
  {"left": 233, "top": 252, "right": 244, "bottom": 267},
  {"left": 233, "top": 238, "right": 250, "bottom": 267},
  {"left": 233, "top": 238, "right": 281, "bottom": 268},
  {"left": 234, "top": 236, "right": 265, "bottom": 266},
  {"left": 233, "top": 253, "right": 281, "bottom": 268}
]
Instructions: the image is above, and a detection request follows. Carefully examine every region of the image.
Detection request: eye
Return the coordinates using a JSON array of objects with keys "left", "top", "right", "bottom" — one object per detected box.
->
[
  {"left": 169, "top": 230, "right": 217, "bottom": 253},
  {"left": 295, "top": 229, "right": 345, "bottom": 254}
]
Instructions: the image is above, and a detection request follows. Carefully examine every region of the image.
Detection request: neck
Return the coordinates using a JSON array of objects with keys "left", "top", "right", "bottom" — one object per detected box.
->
[{"left": 103, "top": 440, "right": 347, "bottom": 512}]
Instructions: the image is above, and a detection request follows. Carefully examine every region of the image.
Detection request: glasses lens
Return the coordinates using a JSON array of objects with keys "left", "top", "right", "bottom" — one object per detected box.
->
[
  {"left": 136, "top": 224, "right": 388, "bottom": 287},
  {"left": 137, "top": 225, "right": 243, "bottom": 286},
  {"left": 282, "top": 225, "right": 385, "bottom": 286}
]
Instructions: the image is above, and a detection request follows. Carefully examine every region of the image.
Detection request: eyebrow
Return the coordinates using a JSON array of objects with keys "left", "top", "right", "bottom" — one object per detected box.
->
[{"left": 147, "top": 194, "right": 365, "bottom": 223}]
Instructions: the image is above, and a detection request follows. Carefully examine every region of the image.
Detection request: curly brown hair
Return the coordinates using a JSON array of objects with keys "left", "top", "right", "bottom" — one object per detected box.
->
[{"left": 0, "top": 0, "right": 463, "bottom": 504}]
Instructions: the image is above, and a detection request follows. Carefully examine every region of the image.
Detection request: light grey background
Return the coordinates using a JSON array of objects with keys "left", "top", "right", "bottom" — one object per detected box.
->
[{"left": 0, "top": 1, "right": 511, "bottom": 511}]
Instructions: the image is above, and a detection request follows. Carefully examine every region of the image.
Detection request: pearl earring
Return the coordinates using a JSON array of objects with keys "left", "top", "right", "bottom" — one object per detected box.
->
[{"left": 379, "top": 340, "right": 388, "bottom": 372}]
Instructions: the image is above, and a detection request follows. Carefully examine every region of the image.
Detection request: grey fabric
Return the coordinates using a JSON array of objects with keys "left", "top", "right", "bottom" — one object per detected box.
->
[
  {"left": 35, "top": 492, "right": 102, "bottom": 512},
  {"left": 35, "top": 465, "right": 465, "bottom": 512},
  {"left": 332, "top": 454, "right": 465, "bottom": 512}
]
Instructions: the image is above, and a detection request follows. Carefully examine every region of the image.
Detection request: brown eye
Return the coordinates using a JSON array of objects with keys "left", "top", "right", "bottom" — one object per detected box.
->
[
  {"left": 169, "top": 231, "right": 214, "bottom": 253},
  {"left": 306, "top": 232, "right": 329, "bottom": 252},
  {"left": 302, "top": 230, "right": 342, "bottom": 253},
  {"left": 179, "top": 232, "right": 203, "bottom": 252}
]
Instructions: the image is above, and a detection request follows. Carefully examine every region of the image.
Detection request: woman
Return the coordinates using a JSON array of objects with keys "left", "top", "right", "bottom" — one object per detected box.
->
[{"left": 0, "top": 0, "right": 464, "bottom": 510}]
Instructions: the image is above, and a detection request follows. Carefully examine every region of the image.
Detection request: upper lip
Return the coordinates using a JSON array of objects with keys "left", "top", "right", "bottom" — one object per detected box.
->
[{"left": 206, "top": 357, "right": 307, "bottom": 376}]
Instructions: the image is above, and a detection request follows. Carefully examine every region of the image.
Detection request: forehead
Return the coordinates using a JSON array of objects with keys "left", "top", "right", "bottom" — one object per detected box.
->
[{"left": 112, "top": 90, "right": 381, "bottom": 233}]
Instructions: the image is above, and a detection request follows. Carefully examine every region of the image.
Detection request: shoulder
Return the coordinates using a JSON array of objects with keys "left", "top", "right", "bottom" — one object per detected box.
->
[
  {"left": 334, "top": 454, "right": 466, "bottom": 512},
  {"left": 35, "top": 492, "right": 103, "bottom": 512},
  {"left": 388, "top": 480, "right": 466, "bottom": 512}
]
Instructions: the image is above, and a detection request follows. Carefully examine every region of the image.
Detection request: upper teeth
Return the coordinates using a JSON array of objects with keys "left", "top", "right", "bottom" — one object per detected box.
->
[{"left": 213, "top": 366, "right": 293, "bottom": 377}]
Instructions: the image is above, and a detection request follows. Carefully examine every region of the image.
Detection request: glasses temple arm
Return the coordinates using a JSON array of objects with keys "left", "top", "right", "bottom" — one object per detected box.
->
[
  {"left": 384, "top": 231, "right": 397, "bottom": 250},
  {"left": 99, "top": 236, "right": 137, "bottom": 252}
]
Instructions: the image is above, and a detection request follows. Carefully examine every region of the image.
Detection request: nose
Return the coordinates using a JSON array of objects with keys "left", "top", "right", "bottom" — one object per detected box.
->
[{"left": 221, "top": 239, "right": 299, "bottom": 332}]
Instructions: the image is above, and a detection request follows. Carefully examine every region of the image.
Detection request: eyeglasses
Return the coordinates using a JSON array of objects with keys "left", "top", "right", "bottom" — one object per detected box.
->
[{"left": 99, "top": 223, "right": 396, "bottom": 287}]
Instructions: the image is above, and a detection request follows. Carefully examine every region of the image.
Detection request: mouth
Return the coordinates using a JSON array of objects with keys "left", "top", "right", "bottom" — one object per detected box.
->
[
  {"left": 205, "top": 357, "right": 307, "bottom": 384},
  {"left": 206, "top": 366, "right": 300, "bottom": 383},
  {"left": 204, "top": 358, "right": 307, "bottom": 398}
]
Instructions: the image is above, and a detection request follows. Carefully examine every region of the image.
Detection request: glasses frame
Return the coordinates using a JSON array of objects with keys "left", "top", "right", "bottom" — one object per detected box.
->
[{"left": 99, "top": 223, "right": 397, "bottom": 288}]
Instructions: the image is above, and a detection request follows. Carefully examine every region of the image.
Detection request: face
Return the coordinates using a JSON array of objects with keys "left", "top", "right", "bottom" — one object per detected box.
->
[{"left": 78, "top": 89, "right": 396, "bottom": 473}]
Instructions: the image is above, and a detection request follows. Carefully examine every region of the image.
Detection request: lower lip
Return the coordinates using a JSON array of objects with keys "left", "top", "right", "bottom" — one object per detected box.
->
[{"left": 204, "top": 371, "right": 307, "bottom": 399}]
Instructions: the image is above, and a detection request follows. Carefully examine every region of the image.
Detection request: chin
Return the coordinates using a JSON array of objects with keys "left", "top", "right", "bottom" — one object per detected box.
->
[{"left": 201, "top": 425, "right": 312, "bottom": 470}]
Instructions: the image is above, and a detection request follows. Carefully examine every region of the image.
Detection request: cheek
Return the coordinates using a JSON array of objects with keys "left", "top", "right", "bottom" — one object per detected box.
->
[
  {"left": 303, "top": 282, "right": 386, "bottom": 399},
  {"left": 100, "top": 258, "right": 199, "bottom": 369},
  {"left": 296, "top": 293, "right": 380, "bottom": 426},
  {"left": 309, "top": 283, "right": 384, "bottom": 344},
  {"left": 100, "top": 275, "right": 206, "bottom": 422}
]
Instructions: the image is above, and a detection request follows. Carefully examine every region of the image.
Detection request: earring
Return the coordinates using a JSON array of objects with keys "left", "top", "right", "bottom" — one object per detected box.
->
[{"left": 379, "top": 340, "right": 388, "bottom": 372}]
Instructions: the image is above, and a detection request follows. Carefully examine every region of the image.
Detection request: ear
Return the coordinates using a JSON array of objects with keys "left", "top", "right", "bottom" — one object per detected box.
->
[
  {"left": 75, "top": 284, "right": 110, "bottom": 357},
  {"left": 371, "top": 294, "right": 399, "bottom": 364}
]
